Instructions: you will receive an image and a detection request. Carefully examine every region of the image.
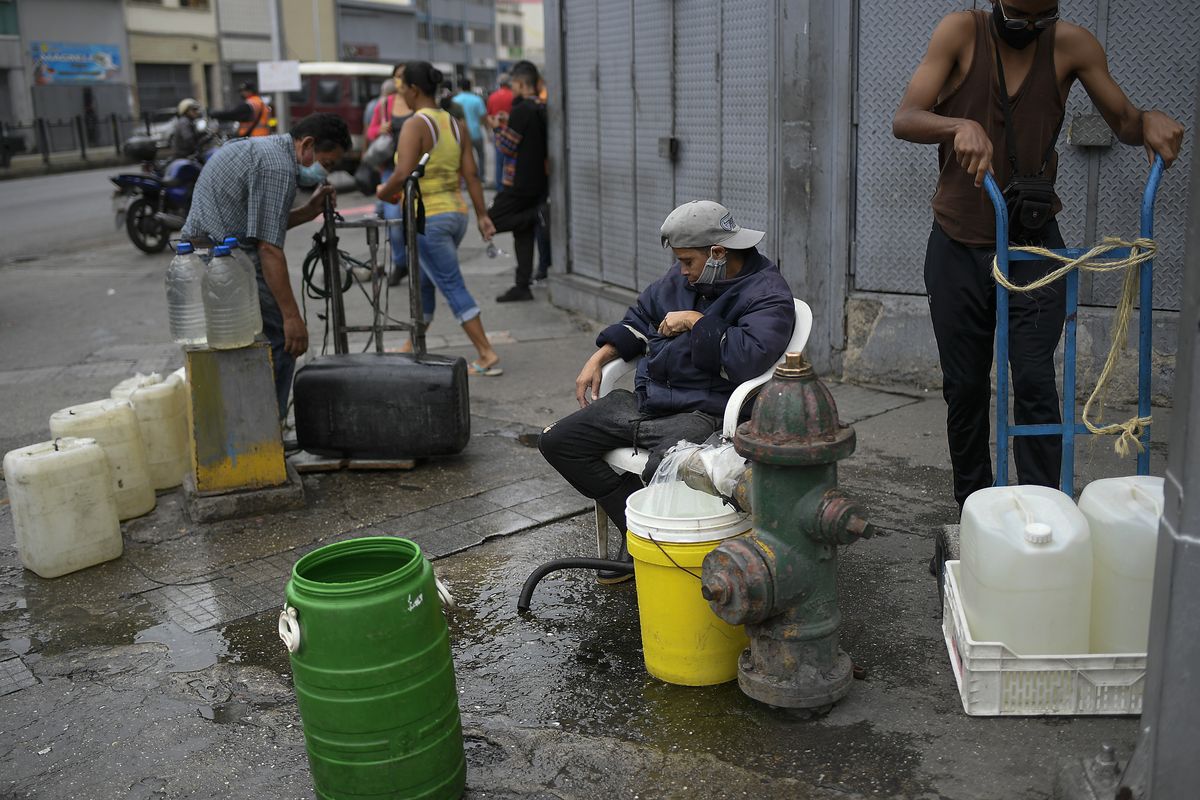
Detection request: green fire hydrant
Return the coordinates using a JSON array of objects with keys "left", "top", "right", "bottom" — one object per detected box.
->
[{"left": 700, "top": 352, "right": 876, "bottom": 711}]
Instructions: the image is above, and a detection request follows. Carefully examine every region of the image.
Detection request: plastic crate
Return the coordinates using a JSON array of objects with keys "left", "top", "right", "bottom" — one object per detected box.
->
[{"left": 942, "top": 561, "right": 1146, "bottom": 716}]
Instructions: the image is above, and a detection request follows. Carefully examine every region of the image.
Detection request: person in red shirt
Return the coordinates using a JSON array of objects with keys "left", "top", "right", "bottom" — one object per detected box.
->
[{"left": 486, "top": 74, "right": 514, "bottom": 189}]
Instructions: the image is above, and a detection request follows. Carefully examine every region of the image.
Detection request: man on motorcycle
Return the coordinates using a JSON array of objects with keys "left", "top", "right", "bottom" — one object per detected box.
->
[
  {"left": 181, "top": 113, "right": 351, "bottom": 418},
  {"left": 212, "top": 82, "right": 272, "bottom": 138},
  {"left": 169, "top": 98, "right": 208, "bottom": 160}
]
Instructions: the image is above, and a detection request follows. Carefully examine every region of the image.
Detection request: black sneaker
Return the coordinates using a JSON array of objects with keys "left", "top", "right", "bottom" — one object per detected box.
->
[
  {"left": 596, "top": 541, "right": 634, "bottom": 585},
  {"left": 533, "top": 268, "right": 549, "bottom": 282},
  {"left": 496, "top": 285, "right": 534, "bottom": 303},
  {"left": 388, "top": 264, "right": 408, "bottom": 286}
]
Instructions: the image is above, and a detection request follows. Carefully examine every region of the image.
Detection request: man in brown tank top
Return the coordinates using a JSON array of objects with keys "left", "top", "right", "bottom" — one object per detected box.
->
[{"left": 892, "top": 0, "right": 1183, "bottom": 512}]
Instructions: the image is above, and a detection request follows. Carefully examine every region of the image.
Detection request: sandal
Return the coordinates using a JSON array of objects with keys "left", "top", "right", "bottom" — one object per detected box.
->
[{"left": 468, "top": 360, "right": 503, "bottom": 377}]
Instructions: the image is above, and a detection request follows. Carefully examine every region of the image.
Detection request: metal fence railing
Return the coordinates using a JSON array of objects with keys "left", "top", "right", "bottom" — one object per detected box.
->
[{"left": 0, "top": 114, "right": 156, "bottom": 168}]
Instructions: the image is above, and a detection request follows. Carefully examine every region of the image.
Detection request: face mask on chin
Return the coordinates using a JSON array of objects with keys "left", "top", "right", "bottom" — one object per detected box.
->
[
  {"left": 695, "top": 252, "right": 728, "bottom": 288},
  {"left": 297, "top": 161, "right": 326, "bottom": 188},
  {"left": 993, "top": 3, "right": 1044, "bottom": 50}
]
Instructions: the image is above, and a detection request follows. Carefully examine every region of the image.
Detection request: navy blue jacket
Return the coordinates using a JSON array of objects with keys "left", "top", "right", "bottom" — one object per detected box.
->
[{"left": 596, "top": 251, "right": 795, "bottom": 418}]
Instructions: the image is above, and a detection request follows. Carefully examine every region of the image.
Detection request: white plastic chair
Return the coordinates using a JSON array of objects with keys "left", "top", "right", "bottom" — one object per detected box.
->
[{"left": 591, "top": 298, "right": 813, "bottom": 558}]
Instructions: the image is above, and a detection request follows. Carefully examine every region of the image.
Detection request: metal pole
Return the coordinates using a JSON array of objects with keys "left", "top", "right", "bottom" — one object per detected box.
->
[
  {"left": 984, "top": 174, "right": 1011, "bottom": 486},
  {"left": 404, "top": 153, "right": 431, "bottom": 358},
  {"left": 0, "top": 121, "right": 10, "bottom": 168},
  {"left": 1117, "top": 93, "right": 1200, "bottom": 800},
  {"left": 321, "top": 194, "right": 350, "bottom": 355},
  {"left": 1053, "top": 72, "right": 1200, "bottom": 800},
  {"left": 110, "top": 113, "right": 121, "bottom": 155},
  {"left": 366, "top": 225, "right": 384, "bottom": 354},
  {"left": 37, "top": 118, "right": 50, "bottom": 166},
  {"left": 75, "top": 115, "right": 88, "bottom": 160},
  {"left": 268, "top": 0, "right": 290, "bottom": 134}
]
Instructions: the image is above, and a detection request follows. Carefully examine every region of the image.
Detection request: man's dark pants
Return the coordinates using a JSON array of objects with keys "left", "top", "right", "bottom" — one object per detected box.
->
[
  {"left": 924, "top": 220, "right": 1066, "bottom": 510},
  {"left": 245, "top": 247, "right": 295, "bottom": 419},
  {"left": 539, "top": 390, "right": 720, "bottom": 540},
  {"left": 489, "top": 190, "right": 541, "bottom": 288}
]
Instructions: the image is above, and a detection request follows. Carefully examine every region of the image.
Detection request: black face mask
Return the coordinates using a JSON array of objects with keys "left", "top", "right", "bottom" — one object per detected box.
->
[{"left": 993, "top": 3, "right": 1044, "bottom": 50}]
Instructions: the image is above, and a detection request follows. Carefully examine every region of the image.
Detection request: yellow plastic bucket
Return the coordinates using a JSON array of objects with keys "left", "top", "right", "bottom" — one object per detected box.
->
[{"left": 625, "top": 482, "right": 751, "bottom": 686}]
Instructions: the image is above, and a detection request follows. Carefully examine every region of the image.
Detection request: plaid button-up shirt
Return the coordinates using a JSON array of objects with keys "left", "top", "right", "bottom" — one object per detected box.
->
[{"left": 182, "top": 134, "right": 297, "bottom": 249}]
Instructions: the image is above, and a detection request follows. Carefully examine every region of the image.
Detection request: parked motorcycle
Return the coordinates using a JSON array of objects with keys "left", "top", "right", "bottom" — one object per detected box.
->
[{"left": 111, "top": 120, "right": 223, "bottom": 253}]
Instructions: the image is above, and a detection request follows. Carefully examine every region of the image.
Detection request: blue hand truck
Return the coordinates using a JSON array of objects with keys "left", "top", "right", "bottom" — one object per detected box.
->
[
  {"left": 985, "top": 154, "right": 1165, "bottom": 498},
  {"left": 935, "top": 155, "right": 1165, "bottom": 606}
]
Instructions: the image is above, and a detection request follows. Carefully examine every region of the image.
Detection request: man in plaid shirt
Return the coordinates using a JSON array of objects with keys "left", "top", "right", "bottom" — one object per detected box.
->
[{"left": 183, "top": 113, "right": 351, "bottom": 417}]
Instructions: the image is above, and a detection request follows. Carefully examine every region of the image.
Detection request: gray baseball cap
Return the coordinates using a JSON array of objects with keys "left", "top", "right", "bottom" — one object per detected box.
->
[{"left": 659, "top": 200, "right": 765, "bottom": 250}]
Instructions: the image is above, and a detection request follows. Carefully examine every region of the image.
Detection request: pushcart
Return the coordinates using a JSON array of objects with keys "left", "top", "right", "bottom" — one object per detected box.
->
[{"left": 935, "top": 154, "right": 1166, "bottom": 595}]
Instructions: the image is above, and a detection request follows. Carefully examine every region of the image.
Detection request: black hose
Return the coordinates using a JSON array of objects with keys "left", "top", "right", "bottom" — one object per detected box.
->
[{"left": 517, "top": 558, "right": 635, "bottom": 613}]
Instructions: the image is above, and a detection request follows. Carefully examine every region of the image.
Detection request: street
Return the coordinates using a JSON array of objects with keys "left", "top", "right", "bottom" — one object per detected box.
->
[
  {"left": 0, "top": 166, "right": 127, "bottom": 261},
  {"left": 0, "top": 168, "right": 1173, "bottom": 799}
]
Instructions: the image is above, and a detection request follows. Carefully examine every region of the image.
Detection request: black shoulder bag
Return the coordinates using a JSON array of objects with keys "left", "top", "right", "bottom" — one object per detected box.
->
[{"left": 994, "top": 38, "right": 1063, "bottom": 242}]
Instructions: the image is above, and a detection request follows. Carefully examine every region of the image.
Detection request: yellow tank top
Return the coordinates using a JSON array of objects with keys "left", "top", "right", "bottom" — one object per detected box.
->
[{"left": 409, "top": 108, "right": 468, "bottom": 217}]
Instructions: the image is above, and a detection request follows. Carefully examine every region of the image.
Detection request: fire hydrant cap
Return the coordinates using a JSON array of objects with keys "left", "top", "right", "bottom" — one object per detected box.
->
[{"left": 734, "top": 358, "right": 856, "bottom": 465}]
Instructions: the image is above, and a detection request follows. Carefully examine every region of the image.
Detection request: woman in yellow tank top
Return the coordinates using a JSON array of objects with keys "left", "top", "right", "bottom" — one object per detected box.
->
[{"left": 377, "top": 61, "right": 501, "bottom": 375}]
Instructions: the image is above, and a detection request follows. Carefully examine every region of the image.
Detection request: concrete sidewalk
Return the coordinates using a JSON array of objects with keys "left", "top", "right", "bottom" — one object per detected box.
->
[
  {"left": 0, "top": 222, "right": 1171, "bottom": 799},
  {"left": 0, "top": 150, "right": 128, "bottom": 181}
]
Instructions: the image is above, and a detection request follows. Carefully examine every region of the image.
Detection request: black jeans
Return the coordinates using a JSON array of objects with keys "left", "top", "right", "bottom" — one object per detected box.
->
[
  {"left": 538, "top": 390, "right": 720, "bottom": 537},
  {"left": 924, "top": 221, "right": 1066, "bottom": 509},
  {"left": 488, "top": 190, "right": 541, "bottom": 288},
  {"left": 246, "top": 248, "right": 296, "bottom": 420}
]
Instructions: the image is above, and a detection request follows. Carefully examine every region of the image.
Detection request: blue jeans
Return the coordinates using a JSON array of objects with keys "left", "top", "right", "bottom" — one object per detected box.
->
[
  {"left": 417, "top": 212, "right": 478, "bottom": 323},
  {"left": 244, "top": 248, "right": 295, "bottom": 419},
  {"left": 379, "top": 167, "right": 407, "bottom": 269}
]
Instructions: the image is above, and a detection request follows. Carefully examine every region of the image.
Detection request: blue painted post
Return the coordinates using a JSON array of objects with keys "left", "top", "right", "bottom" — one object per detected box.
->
[
  {"left": 1062, "top": 268, "right": 1079, "bottom": 496},
  {"left": 985, "top": 174, "right": 1011, "bottom": 487},
  {"left": 1137, "top": 156, "right": 1165, "bottom": 475}
]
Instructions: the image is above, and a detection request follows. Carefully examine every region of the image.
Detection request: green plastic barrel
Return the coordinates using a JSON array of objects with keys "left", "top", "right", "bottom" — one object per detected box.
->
[{"left": 281, "top": 537, "right": 465, "bottom": 800}]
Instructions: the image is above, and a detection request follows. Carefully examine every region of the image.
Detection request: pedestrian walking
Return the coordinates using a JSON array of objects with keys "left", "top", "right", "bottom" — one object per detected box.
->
[
  {"left": 376, "top": 61, "right": 503, "bottom": 377},
  {"left": 182, "top": 113, "right": 351, "bottom": 417},
  {"left": 452, "top": 79, "right": 490, "bottom": 185},
  {"left": 489, "top": 61, "right": 548, "bottom": 303},
  {"left": 367, "top": 64, "right": 414, "bottom": 284},
  {"left": 892, "top": 0, "right": 1183, "bottom": 511},
  {"left": 486, "top": 74, "right": 514, "bottom": 189}
]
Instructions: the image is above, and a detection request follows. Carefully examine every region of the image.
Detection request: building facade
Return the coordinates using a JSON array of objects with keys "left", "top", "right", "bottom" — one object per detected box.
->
[
  {"left": 214, "top": 0, "right": 273, "bottom": 105},
  {"left": 280, "top": 0, "right": 337, "bottom": 63},
  {"left": 495, "top": 0, "right": 541, "bottom": 73},
  {"left": 337, "top": 0, "right": 417, "bottom": 65},
  {"left": 3, "top": 0, "right": 134, "bottom": 125},
  {"left": 413, "top": 0, "right": 496, "bottom": 88},
  {"left": 124, "top": 0, "right": 220, "bottom": 115},
  {"left": 546, "top": 0, "right": 1199, "bottom": 404}
]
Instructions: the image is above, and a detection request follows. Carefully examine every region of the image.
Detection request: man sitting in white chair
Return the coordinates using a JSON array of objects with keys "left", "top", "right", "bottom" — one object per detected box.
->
[{"left": 539, "top": 201, "right": 795, "bottom": 583}]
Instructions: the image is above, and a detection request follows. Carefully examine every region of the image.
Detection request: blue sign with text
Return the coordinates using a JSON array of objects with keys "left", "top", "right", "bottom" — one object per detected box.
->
[{"left": 31, "top": 41, "right": 122, "bottom": 85}]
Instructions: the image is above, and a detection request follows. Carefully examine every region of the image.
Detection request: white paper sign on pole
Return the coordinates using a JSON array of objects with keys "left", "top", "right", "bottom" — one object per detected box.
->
[{"left": 257, "top": 61, "right": 301, "bottom": 93}]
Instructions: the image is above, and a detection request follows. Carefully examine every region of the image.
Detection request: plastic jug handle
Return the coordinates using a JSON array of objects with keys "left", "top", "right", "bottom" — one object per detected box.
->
[
  {"left": 435, "top": 575, "right": 457, "bottom": 612},
  {"left": 1132, "top": 483, "right": 1163, "bottom": 518},
  {"left": 278, "top": 605, "right": 301, "bottom": 653}
]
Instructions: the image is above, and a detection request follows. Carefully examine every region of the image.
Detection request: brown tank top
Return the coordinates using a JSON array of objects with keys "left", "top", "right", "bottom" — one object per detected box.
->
[{"left": 931, "top": 10, "right": 1065, "bottom": 246}]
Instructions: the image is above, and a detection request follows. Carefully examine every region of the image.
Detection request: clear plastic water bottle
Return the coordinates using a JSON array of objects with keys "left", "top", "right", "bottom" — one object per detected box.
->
[
  {"left": 202, "top": 244, "right": 256, "bottom": 349},
  {"left": 164, "top": 241, "right": 207, "bottom": 346},
  {"left": 223, "top": 236, "right": 263, "bottom": 336}
]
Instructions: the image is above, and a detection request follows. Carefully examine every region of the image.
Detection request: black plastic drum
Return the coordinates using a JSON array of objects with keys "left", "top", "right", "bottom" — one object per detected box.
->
[{"left": 293, "top": 352, "right": 470, "bottom": 459}]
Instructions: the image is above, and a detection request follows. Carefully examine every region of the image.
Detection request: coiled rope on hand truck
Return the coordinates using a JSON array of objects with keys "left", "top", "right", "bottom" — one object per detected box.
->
[{"left": 991, "top": 236, "right": 1158, "bottom": 457}]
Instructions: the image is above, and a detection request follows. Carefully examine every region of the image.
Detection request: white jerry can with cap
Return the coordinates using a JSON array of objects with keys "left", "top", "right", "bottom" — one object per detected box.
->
[
  {"left": 959, "top": 485, "right": 1092, "bottom": 656},
  {"left": 1079, "top": 476, "right": 1164, "bottom": 654},
  {"left": 3, "top": 437, "right": 123, "bottom": 578}
]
